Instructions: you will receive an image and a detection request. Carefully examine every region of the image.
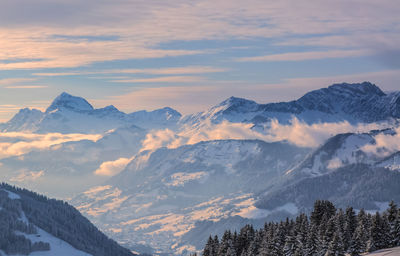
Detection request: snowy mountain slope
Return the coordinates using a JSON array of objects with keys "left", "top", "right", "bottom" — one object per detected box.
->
[
  {"left": 182, "top": 82, "right": 400, "bottom": 127},
  {"left": 0, "top": 125, "right": 147, "bottom": 198},
  {"left": 0, "top": 108, "right": 44, "bottom": 132},
  {"left": 1, "top": 227, "right": 93, "bottom": 256},
  {"left": 72, "top": 139, "right": 310, "bottom": 254},
  {"left": 0, "top": 92, "right": 181, "bottom": 133},
  {"left": 254, "top": 128, "right": 400, "bottom": 215},
  {"left": 376, "top": 151, "right": 400, "bottom": 171},
  {"left": 0, "top": 183, "right": 135, "bottom": 256},
  {"left": 256, "top": 163, "right": 400, "bottom": 213},
  {"left": 282, "top": 128, "right": 398, "bottom": 179},
  {"left": 128, "top": 107, "right": 182, "bottom": 130},
  {"left": 365, "top": 247, "right": 400, "bottom": 256}
]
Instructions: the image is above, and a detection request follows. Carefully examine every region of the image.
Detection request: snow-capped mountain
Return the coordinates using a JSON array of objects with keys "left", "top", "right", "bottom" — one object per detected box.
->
[
  {"left": 182, "top": 82, "right": 400, "bottom": 127},
  {"left": 72, "top": 139, "right": 310, "bottom": 254},
  {"left": 0, "top": 183, "right": 135, "bottom": 256},
  {"left": 0, "top": 108, "right": 45, "bottom": 132},
  {"left": 0, "top": 92, "right": 182, "bottom": 133},
  {"left": 2, "top": 82, "right": 399, "bottom": 134}
]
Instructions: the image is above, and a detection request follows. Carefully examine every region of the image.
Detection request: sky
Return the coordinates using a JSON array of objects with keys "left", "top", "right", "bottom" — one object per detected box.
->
[{"left": 0, "top": 0, "right": 400, "bottom": 122}]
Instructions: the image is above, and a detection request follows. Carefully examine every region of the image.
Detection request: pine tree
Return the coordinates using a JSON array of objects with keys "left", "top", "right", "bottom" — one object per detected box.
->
[
  {"left": 203, "top": 236, "right": 214, "bottom": 256},
  {"left": 218, "top": 231, "right": 233, "bottom": 256},
  {"left": 212, "top": 235, "right": 220, "bottom": 256},
  {"left": 283, "top": 229, "right": 296, "bottom": 256},
  {"left": 237, "top": 224, "right": 254, "bottom": 255},
  {"left": 394, "top": 209, "right": 400, "bottom": 246},
  {"left": 387, "top": 201, "right": 399, "bottom": 247},
  {"left": 272, "top": 223, "right": 286, "bottom": 256},
  {"left": 311, "top": 200, "right": 336, "bottom": 227},
  {"left": 325, "top": 231, "right": 345, "bottom": 256},
  {"left": 343, "top": 207, "right": 357, "bottom": 252},
  {"left": 246, "top": 231, "right": 261, "bottom": 256},
  {"left": 321, "top": 217, "right": 335, "bottom": 255},
  {"left": 295, "top": 213, "right": 308, "bottom": 253},
  {"left": 259, "top": 225, "right": 274, "bottom": 256},
  {"left": 304, "top": 224, "right": 319, "bottom": 256},
  {"left": 348, "top": 225, "right": 366, "bottom": 256},
  {"left": 367, "top": 212, "right": 382, "bottom": 252}
]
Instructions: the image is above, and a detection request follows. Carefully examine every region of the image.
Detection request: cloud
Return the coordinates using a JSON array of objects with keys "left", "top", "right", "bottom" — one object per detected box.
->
[
  {"left": 141, "top": 129, "right": 179, "bottom": 151},
  {"left": 361, "top": 126, "right": 400, "bottom": 157},
  {"left": 111, "top": 76, "right": 205, "bottom": 83},
  {"left": 94, "top": 157, "right": 133, "bottom": 176},
  {"left": 236, "top": 50, "right": 369, "bottom": 62},
  {"left": 0, "top": 132, "right": 102, "bottom": 159},
  {"left": 0, "top": 78, "right": 37, "bottom": 85},
  {"left": 32, "top": 66, "right": 227, "bottom": 76},
  {"left": 0, "top": 0, "right": 399, "bottom": 69},
  {"left": 116, "top": 66, "right": 227, "bottom": 75},
  {"left": 4, "top": 85, "right": 47, "bottom": 89},
  {"left": 10, "top": 170, "right": 45, "bottom": 182},
  {"left": 140, "top": 118, "right": 391, "bottom": 150}
]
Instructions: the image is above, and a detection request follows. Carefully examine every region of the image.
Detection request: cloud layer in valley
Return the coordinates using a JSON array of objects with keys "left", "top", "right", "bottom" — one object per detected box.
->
[
  {"left": 141, "top": 118, "right": 394, "bottom": 151},
  {"left": 0, "top": 132, "right": 102, "bottom": 159}
]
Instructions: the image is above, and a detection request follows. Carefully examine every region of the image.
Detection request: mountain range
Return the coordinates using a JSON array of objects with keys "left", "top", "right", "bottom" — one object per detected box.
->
[
  {"left": 0, "top": 92, "right": 181, "bottom": 134},
  {"left": 1, "top": 82, "right": 400, "bottom": 255},
  {"left": 2, "top": 82, "right": 400, "bottom": 134}
]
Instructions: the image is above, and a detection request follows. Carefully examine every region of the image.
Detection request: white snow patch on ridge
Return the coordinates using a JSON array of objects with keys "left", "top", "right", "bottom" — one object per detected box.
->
[
  {"left": 166, "top": 172, "right": 208, "bottom": 187},
  {"left": 2, "top": 189, "right": 21, "bottom": 200},
  {"left": 238, "top": 202, "right": 298, "bottom": 219}
]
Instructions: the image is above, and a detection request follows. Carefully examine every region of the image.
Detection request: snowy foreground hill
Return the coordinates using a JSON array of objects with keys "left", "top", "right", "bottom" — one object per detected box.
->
[
  {"left": 366, "top": 247, "right": 400, "bottom": 255},
  {"left": 0, "top": 183, "right": 135, "bottom": 256},
  {"left": 1, "top": 82, "right": 400, "bottom": 254}
]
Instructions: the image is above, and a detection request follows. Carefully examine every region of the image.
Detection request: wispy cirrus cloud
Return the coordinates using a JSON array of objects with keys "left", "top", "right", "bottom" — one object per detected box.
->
[
  {"left": 4, "top": 85, "right": 47, "bottom": 89},
  {"left": 0, "top": 0, "right": 399, "bottom": 69},
  {"left": 0, "top": 77, "right": 46, "bottom": 89},
  {"left": 236, "top": 49, "right": 370, "bottom": 62},
  {"left": 0, "top": 78, "right": 37, "bottom": 85},
  {"left": 111, "top": 76, "right": 205, "bottom": 83},
  {"left": 33, "top": 66, "right": 227, "bottom": 76}
]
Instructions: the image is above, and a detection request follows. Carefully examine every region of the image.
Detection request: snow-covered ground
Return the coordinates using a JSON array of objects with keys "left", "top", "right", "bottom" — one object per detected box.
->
[
  {"left": 18, "top": 228, "right": 92, "bottom": 256},
  {"left": 365, "top": 247, "right": 400, "bottom": 255}
]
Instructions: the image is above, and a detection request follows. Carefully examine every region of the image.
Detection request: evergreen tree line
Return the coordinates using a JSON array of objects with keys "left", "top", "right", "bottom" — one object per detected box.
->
[
  {"left": 201, "top": 200, "right": 400, "bottom": 256},
  {"left": 0, "top": 189, "right": 50, "bottom": 255},
  {"left": 0, "top": 183, "right": 135, "bottom": 256}
]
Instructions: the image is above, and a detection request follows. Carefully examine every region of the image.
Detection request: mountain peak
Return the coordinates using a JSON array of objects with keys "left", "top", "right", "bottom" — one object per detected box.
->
[
  {"left": 327, "top": 81, "right": 385, "bottom": 96},
  {"left": 46, "top": 92, "right": 94, "bottom": 113},
  {"left": 221, "top": 96, "right": 252, "bottom": 104}
]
